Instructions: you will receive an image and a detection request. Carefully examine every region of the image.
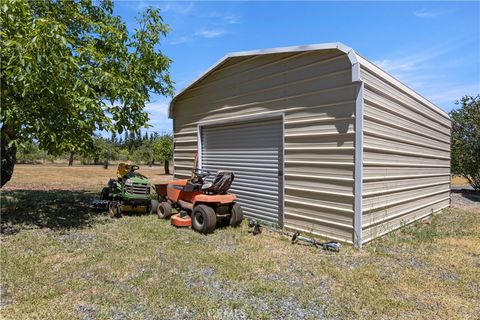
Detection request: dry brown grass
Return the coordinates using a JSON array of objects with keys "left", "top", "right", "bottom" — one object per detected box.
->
[
  {"left": 451, "top": 175, "right": 470, "bottom": 186},
  {"left": 3, "top": 164, "right": 172, "bottom": 191}
]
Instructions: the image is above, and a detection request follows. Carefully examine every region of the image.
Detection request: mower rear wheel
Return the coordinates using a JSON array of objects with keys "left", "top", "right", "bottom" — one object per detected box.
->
[
  {"left": 229, "top": 203, "right": 244, "bottom": 227},
  {"left": 157, "top": 202, "right": 173, "bottom": 219},
  {"left": 108, "top": 201, "right": 121, "bottom": 218},
  {"left": 192, "top": 205, "right": 216, "bottom": 234}
]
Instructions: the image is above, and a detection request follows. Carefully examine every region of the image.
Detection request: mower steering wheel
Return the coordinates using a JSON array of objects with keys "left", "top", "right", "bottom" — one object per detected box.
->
[
  {"left": 127, "top": 165, "right": 140, "bottom": 172},
  {"left": 192, "top": 168, "right": 211, "bottom": 179}
]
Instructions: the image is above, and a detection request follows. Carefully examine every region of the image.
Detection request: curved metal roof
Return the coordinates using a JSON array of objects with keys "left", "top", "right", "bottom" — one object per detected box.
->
[{"left": 168, "top": 42, "right": 448, "bottom": 120}]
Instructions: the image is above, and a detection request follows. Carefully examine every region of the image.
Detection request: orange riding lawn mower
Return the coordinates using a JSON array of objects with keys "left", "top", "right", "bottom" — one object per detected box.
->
[{"left": 153, "top": 167, "right": 244, "bottom": 233}]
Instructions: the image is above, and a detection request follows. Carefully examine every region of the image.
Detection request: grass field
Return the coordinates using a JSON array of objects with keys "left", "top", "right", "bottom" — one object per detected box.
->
[
  {"left": 451, "top": 175, "right": 470, "bottom": 186},
  {"left": 1, "top": 165, "right": 479, "bottom": 319}
]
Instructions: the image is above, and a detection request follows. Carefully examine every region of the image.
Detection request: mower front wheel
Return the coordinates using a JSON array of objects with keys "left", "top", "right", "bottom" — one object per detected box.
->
[
  {"left": 108, "top": 201, "right": 121, "bottom": 218},
  {"left": 157, "top": 202, "right": 173, "bottom": 219},
  {"left": 229, "top": 203, "right": 244, "bottom": 227},
  {"left": 192, "top": 205, "right": 216, "bottom": 234},
  {"left": 101, "top": 187, "right": 109, "bottom": 200},
  {"left": 150, "top": 199, "right": 159, "bottom": 214}
]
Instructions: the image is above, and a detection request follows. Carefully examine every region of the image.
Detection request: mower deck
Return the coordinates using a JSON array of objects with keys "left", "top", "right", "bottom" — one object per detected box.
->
[{"left": 170, "top": 214, "right": 192, "bottom": 227}]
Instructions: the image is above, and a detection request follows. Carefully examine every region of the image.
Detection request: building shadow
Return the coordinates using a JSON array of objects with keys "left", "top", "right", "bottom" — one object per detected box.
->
[
  {"left": 451, "top": 189, "right": 480, "bottom": 203},
  {"left": 461, "top": 190, "right": 480, "bottom": 203}
]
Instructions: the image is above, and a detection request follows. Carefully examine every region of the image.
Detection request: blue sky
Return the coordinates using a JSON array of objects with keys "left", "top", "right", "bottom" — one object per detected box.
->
[{"left": 114, "top": 1, "right": 480, "bottom": 134}]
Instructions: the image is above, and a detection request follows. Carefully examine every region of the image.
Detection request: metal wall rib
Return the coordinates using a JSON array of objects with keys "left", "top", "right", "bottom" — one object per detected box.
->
[
  {"left": 172, "top": 50, "right": 357, "bottom": 243},
  {"left": 359, "top": 61, "right": 451, "bottom": 243}
]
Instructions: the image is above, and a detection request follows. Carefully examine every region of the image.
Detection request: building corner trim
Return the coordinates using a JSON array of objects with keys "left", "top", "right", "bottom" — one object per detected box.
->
[{"left": 354, "top": 81, "right": 364, "bottom": 248}]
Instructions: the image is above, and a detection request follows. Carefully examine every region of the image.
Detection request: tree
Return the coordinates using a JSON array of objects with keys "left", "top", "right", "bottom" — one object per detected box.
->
[
  {"left": 16, "top": 140, "right": 45, "bottom": 164},
  {"left": 94, "top": 137, "right": 118, "bottom": 169},
  {"left": 450, "top": 95, "right": 480, "bottom": 190},
  {"left": 1, "top": 0, "right": 173, "bottom": 187},
  {"left": 130, "top": 141, "right": 152, "bottom": 165},
  {"left": 68, "top": 152, "right": 75, "bottom": 166},
  {"left": 153, "top": 133, "right": 173, "bottom": 174}
]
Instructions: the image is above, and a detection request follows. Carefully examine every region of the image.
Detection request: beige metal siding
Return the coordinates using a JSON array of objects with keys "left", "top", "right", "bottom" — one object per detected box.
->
[
  {"left": 358, "top": 57, "right": 451, "bottom": 243},
  {"left": 172, "top": 49, "right": 358, "bottom": 243}
]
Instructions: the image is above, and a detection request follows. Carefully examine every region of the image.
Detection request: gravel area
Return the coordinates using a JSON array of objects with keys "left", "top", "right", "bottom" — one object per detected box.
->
[
  {"left": 74, "top": 303, "right": 97, "bottom": 320},
  {"left": 451, "top": 190, "right": 480, "bottom": 212}
]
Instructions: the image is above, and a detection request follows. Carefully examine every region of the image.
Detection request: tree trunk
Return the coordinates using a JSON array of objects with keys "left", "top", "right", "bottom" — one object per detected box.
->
[
  {"left": 68, "top": 152, "right": 74, "bottom": 166},
  {"left": 103, "top": 159, "right": 108, "bottom": 169},
  {"left": 1, "top": 125, "right": 17, "bottom": 188},
  {"left": 164, "top": 160, "right": 170, "bottom": 175}
]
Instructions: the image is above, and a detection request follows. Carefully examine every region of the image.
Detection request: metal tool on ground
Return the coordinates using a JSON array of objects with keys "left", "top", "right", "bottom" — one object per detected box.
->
[
  {"left": 153, "top": 153, "right": 244, "bottom": 233},
  {"left": 91, "top": 199, "right": 109, "bottom": 211},
  {"left": 248, "top": 219, "right": 341, "bottom": 252},
  {"left": 248, "top": 220, "right": 263, "bottom": 235},
  {"left": 290, "top": 232, "right": 341, "bottom": 252}
]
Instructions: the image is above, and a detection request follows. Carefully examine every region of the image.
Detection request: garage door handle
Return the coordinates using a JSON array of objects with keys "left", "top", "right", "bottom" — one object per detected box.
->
[{"left": 278, "top": 170, "right": 283, "bottom": 177}]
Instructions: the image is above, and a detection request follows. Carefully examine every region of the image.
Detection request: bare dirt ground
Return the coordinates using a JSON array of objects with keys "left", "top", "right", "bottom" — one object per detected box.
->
[{"left": 1, "top": 165, "right": 479, "bottom": 319}]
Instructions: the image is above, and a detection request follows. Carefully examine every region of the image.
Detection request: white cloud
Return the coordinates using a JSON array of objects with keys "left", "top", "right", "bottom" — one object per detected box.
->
[
  {"left": 414, "top": 9, "right": 440, "bottom": 18},
  {"left": 372, "top": 42, "right": 479, "bottom": 112},
  {"left": 374, "top": 48, "right": 443, "bottom": 74},
  {"left": 133, "top": 1, "right": 160, "bottom": 11},
  {"left": 169, "top": 36, "right": 191, "bottom": 45},
  {"left": 223, "top": 14, "right": 239, "bottom": 24},
  {"left": 145, "top": 100, "right": 169, "bottom": 115},
  {"left": 194, "top": 29, "right": 226, "bottom": 39},
  {"left": 144, "top": 100, "right": 172, "bottom": 132},
  {"left": 163, "top": 2, "right": 194, "bottom": 15},
  {"left": 423, "top": 83, "right": 480, "bottom": 109}
]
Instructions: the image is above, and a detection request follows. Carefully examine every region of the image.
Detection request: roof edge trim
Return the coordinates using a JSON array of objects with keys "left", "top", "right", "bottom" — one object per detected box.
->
[{"left": 168, "top": 42, "right": 359, "bottom": 118}]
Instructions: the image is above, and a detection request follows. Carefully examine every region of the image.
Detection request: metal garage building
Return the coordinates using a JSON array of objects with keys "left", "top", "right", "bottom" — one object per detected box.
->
[{"left": 168, "top": 42, "right": 451, "bottom": 247}]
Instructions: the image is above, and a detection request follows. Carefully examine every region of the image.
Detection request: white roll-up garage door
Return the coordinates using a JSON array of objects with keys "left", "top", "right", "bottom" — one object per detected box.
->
[{"left": 200, "top": 118, "right": 284, "bottom": 225}]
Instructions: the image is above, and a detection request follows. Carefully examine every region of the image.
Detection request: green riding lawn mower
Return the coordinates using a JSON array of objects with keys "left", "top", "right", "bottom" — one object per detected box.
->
[{"left": 99, "top": 163, "right": 154, "bottom": 218}]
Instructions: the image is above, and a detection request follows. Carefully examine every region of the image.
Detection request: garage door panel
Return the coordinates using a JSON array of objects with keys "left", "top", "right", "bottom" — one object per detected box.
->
[
  {"left": 202, "top": 165, "right": 279, "bottom": 177},
  {"left": 201, "top": 118, "right": 283, "bottom": 225}
]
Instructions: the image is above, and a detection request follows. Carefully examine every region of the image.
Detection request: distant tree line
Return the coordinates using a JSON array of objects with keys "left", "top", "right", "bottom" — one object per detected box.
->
[{"left": 16, "top": 131, "right": 173, "bottom": 174}]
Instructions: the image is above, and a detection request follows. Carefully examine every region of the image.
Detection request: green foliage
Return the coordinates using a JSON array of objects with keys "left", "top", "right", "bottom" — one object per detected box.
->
[
  {"left": 1, "top": 0, "right": 173, "bottom": 183},
  {"left": 94, "top": 137, "right": 119, "bottom": 163},
  {"left": 14, "top": 130, "right": 171, "bottom": 166},
  {"left": 117, "top": 148, "right": 130, "bottom": 162},
  {"left": 152, "top": 133, "right": 173, "bottom": 163},
  {"left": 130, "top": 141, "right": 153, "bottom": 165},
  {"left": 16, "top": 141, "right": 47, "bottom": 164},
  {"left": 450, "top": 95, "right": 480, "bottom": 190}
]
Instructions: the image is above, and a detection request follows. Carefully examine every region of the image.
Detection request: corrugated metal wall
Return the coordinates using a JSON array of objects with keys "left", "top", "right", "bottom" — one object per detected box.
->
[
  {"left": 358, "top": 56, "right": 451, "bottom": 243},
  {"left": 172, "top": 49, "right": 359, "bottom": 243}
]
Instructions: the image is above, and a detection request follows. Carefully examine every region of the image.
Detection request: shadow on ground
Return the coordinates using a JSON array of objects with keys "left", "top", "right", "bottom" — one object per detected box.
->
[
  {"left": 461, "top": 191, "right": 480, "bottom": 203},
  {"left": 1, "top": 189, "right": 104, "bottom": 235},
  {"left": 451, "top": 189, "right": 480, "bottom": 202}
]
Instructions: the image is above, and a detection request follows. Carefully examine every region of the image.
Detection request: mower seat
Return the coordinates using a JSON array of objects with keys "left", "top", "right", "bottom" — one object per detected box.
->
[
  {"left": 203, "top": 171, "right": 234, "bottom": 194},
  {"left": 117, "top": 163, "right": 129, "bottom": 180}
]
